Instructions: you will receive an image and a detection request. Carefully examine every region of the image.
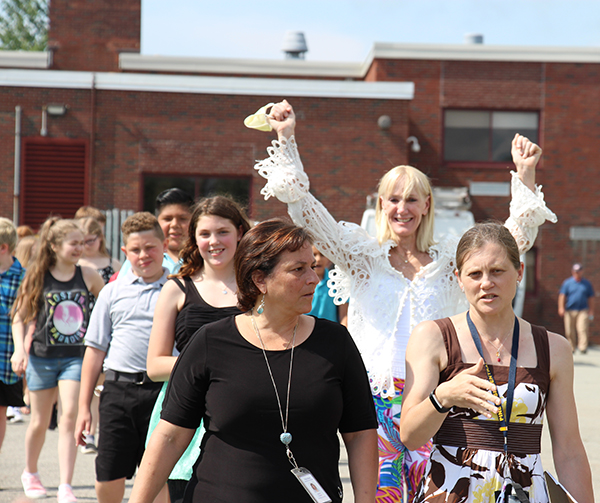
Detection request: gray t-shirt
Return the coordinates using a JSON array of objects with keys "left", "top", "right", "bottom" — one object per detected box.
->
[{"left": 85, "top": 268, "right": 168, "bottom": 373}]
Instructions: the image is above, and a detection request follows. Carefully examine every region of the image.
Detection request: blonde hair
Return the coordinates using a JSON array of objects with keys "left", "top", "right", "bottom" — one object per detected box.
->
[
  {"left": 74, "top": 206, "right": 106, "bottom": 225},
  {"left": 14, "top": 235, "right": 38, "bottom": 267},
  {"left": 375, "top": 165, "right": 435, "bottom": 252},
  {"left": 78, "top": 217, "right": 109, "bottom": 258},
  {"left": 0, "top": 217, "right": 17, "bottom": 253},
  {"left": 13, "top": 218, "right": 82, "bottom": 323}
]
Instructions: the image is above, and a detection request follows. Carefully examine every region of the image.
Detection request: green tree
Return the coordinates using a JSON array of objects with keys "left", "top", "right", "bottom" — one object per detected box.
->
[{"left": 0, "top": 0, "right": 49, "bottom": 51}]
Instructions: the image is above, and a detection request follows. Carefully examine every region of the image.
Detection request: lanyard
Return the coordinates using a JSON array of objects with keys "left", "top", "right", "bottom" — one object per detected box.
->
[{"left": 466, "top": 311, "right": 519, "bottom": 454}]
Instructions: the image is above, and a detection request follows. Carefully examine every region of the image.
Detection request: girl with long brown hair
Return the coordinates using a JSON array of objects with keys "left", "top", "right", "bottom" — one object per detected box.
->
[
  {"left": 12, "top": 217, "right": 104, "bottom": 503},
  {"left": 145, "top": 196, "right": 251, "bottom": 503}
]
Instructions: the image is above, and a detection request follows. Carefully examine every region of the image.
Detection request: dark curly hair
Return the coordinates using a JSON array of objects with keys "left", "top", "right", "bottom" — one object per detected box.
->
[
  {"left": 176, "top": 196, "right": 252, "bottom": 278},
  {"left": 235, "top": 219, "right": 312, "bottom": 312}
]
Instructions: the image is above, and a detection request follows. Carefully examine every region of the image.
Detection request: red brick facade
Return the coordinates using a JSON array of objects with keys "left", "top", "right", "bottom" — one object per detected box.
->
[{"left": 1, "top": 1, "right": 600, "bottom": 338}]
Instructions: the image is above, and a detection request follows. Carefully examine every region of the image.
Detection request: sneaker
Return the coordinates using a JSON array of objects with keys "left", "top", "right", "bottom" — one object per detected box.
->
[
  {"left": 80, "top": 434, "right": 97, "bottom": 455},
  {"left": 9, "top": 408, "right": 24, "bottom": 423},
  {"left": 57, "top": 484, "right": 77, "bottom": 503},
  {"left": 21, "top": 471, "right": 47, "bottom": 499}
]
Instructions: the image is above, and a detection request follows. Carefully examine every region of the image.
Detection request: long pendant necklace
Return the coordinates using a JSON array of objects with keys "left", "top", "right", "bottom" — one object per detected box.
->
[{"left": 250, "top": 311, "right": 298, "bottom": 458}]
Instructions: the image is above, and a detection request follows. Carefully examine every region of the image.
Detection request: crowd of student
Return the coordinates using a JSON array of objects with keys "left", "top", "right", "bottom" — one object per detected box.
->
[{"left": 0, "top": 98, "right": 594, "bottom": 503}]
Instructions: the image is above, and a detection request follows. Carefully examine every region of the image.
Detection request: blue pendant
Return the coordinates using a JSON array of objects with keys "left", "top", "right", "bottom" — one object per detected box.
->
[{"left": 280, "top": 432, "right": 292, "bottom": 445}]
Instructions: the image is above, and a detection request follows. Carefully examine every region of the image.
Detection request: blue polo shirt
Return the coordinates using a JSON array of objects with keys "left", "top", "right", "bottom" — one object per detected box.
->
[{"left": 560, "top": 276, "right": 595, "bottom": 311}]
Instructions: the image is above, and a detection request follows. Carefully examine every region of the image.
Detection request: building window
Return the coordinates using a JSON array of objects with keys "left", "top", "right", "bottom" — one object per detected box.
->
[
  {"left": 444, "top": 110, "right": 539, "bottom": 163},
  {"left": 143, "top": 175, "right": 251, "bottom": 213}
]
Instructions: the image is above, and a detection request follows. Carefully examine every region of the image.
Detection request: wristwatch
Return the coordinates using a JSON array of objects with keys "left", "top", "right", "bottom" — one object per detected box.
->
[{"left": 429, "top": 389, "right": 451, "bottom": 413}]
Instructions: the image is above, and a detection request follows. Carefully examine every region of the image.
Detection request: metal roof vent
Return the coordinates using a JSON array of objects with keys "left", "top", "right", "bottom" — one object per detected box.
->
[
  {"left": 282, "top": 31, "right": 308, "bottom": 59},
  {"left": 464, "top": 33, "right": 484, "bottom": 44}
]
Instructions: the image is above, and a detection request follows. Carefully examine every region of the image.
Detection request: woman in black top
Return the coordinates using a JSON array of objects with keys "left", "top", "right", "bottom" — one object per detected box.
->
[
  {"left": 145, "top": 196, "right": 252, "bottom": 503},
  {"left": 131, "top": 219, "right": 378, "bottom": 503}
]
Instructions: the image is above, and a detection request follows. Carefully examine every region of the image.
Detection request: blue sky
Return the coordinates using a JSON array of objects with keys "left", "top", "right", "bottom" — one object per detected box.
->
[{"left": 142, "top": 0, "right": 600, "bottom": 62}]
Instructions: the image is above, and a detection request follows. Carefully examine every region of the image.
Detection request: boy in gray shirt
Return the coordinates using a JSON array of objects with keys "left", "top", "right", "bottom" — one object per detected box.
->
[{"left": 75, "top": 212, "right": 169, "bottom": 503}]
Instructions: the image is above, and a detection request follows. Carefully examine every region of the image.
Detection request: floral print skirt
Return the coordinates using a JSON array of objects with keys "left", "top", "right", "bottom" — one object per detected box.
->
[
  {"left": 374, "top": 378, "right": 432, "bottom": 503},
  {"left": 414, "top": 444, "right": 549, "bottom": 503}
]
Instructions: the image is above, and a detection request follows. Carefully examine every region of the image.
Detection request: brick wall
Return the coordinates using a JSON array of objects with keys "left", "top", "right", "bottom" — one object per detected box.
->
[{"left": 48, "top": 0, "right": 141, "bottom": 71}]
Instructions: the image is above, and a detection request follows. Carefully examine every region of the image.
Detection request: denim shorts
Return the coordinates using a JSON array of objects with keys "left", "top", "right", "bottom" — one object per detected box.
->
[{"left": 26, "top": 354, "right": 83, "bottom": 391}]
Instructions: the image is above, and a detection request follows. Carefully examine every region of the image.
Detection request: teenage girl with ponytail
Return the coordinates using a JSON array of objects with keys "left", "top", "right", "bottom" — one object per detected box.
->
[{"left": 12, "top": 217, "right": 104, "bottom": 503}]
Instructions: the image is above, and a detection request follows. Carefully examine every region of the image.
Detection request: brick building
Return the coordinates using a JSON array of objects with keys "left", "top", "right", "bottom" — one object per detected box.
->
[{"left": 1, "top": 0, "right": 599, "bottom": 337}]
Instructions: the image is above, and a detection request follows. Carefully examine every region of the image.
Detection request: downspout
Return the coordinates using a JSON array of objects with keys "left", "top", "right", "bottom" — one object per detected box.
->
[
  {"left": 13, "top": 106, "right": 22, "bottom": 225},
  {"left": 88, "top": 73, "right": 96, "bottom": 204}
]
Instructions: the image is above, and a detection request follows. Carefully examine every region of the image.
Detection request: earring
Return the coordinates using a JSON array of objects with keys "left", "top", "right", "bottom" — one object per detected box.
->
[{"left": 257, "top": 295, "right": 265, "bottom": 315}]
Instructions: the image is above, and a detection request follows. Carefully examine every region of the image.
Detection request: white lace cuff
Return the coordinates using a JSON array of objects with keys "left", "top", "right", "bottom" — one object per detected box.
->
[
  {"left": 254, "top": 136, "right": 310, "bottom": 204},
  {"left": 506, "top": 171, "right": 558, "bottom": 254}
]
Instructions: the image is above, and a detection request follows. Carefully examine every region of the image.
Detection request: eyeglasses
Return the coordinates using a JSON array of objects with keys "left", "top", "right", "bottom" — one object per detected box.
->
[{"left": 84, "top": 236, "right": 99, "bottom": 246}]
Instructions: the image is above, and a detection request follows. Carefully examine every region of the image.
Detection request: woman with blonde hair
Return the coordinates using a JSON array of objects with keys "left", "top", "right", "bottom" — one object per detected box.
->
[
  {"left": 77, "top": 217, "right": 121, "bottom": 284},
  {"left": 248, "top": 100, "right": 558, "bottom": 502},
  {"left": 12, "top": 217, "right": 104, "bottom": 503}
]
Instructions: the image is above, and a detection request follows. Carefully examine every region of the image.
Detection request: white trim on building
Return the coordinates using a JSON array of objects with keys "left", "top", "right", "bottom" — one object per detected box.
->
[{"left": 0, "top": 69, "right": 414, "bottom": 100}]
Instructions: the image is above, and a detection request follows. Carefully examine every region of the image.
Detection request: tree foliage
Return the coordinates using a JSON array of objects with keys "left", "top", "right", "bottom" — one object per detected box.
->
[{"left": 0, "top": 0, "right": 49, "bottom": 51}]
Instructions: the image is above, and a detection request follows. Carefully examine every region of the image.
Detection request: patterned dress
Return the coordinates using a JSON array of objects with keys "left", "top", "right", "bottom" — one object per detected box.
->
[
  {"left": 415, "top": 318, "right": 551, "bottom": 503},
  {"left": 254, "top": 136, "right": 557, "bottom": 503}
]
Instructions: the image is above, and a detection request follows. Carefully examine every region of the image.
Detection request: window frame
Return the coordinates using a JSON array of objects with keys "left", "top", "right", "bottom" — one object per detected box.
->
[{"left": 442, "top": 108, "right": 541, "bottom": 168}]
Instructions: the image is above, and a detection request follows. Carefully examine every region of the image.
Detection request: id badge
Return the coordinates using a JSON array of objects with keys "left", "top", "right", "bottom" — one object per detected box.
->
[{"left": 291, "top": 467, "right": 332, "bottom": 503}]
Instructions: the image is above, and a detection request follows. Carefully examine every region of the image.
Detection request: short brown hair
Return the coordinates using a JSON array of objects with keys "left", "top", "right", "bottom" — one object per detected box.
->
[
  {"left": 456, "top": 222, "right": 520, "bottom": 275},
  {"left": 75, "top": 206, "right": 106, "bottom": 225},
  {"left": 235, "top": 219, "right": 312, "bottom": 312},
  {"left": 121, "top": 212, "right": 164, "bottom": 245}
]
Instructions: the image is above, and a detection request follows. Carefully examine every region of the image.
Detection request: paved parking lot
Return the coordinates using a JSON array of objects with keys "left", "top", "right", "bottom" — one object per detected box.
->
[{"left": 1, "top": 346, "right": 598, "bottom": 502}]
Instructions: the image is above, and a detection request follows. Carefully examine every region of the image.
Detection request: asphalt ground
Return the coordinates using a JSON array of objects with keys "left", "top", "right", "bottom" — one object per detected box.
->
[{"left": 1, "top": 346, "right": 598, "bottom": 503}]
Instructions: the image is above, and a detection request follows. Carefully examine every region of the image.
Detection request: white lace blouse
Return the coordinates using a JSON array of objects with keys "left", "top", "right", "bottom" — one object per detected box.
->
[{"left": 255, "top": 137, "right": 558, "bottom": 398}]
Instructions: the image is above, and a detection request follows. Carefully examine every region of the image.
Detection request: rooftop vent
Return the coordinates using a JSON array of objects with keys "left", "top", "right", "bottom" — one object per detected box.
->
[
  {"left": 282, "top": 31, "right": 308, "bottom": 59},
  {"left": 464, "top": 33, "right": 484, "bottom": 44}
]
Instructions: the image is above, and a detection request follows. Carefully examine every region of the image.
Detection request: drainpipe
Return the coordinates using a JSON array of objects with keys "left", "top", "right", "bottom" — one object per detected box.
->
[{"left": 13, "top": 106, "right": 22, "bottom": 225}]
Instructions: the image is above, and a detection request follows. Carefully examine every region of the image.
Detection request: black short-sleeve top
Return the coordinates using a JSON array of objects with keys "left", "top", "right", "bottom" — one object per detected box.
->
[{"left": 161, "top": 315, "right": 377, "bottom": 503}]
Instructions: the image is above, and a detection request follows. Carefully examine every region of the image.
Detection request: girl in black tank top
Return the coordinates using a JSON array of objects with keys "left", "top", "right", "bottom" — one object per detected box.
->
[
  {"left": 145, "top": 196, "right": 252, "bottom": 503},
  {"left": 12, "top": 217, "right": 104, "bottom": 501}
]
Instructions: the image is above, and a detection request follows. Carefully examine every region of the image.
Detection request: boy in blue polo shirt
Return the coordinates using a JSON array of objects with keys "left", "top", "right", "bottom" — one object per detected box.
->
[
  {"left": 75, "top": 212, "right": 169, "bottom": 503},
  {"left": 0, "top": 217, "right": 26, "bottom": 453}
]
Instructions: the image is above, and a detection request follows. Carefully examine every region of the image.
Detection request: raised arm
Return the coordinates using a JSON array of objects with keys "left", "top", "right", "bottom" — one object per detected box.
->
[
  {"left": 545, "top": 331, "right": 594, "bottom": 503},
  {"left": 146, "top": 280, "right": 184, "bottom": 382},
  {"left": 505, "top": 134, "right": 557, "bottom": 254},
  {"left": 253, "top": 100, "right": 380, "bottom": 294}
]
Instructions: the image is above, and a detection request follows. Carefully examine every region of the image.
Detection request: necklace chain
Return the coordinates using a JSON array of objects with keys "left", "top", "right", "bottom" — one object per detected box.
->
[
  {"left": 482, "top": 326, "right": 513, "bottom": 363},
  {"left": 250, "top": 311, "right": 298, "bottom": 467}
]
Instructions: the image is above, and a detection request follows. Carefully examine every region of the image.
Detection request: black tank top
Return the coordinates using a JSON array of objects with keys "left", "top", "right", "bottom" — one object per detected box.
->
[
  {"left": 31, "top": 266, "right": 93, "bottom": 358},
  {"left": 172, "top": 276, "right": 241, "bottom": 353}
]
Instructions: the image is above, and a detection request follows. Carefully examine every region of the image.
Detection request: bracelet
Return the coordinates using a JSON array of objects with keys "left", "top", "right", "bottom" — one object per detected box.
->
[{"left": 429, "top": 389, "right": 451, "bottom": 413}]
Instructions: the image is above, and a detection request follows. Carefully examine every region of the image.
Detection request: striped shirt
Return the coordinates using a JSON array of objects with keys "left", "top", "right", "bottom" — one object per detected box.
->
[{"left": 0, "top": 258, "right": 25, "bottom": 384}]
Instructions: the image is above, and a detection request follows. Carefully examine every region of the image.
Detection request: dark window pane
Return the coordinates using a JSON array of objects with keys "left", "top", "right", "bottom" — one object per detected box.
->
[
  {"left": 197, "top": 177, "right": 250, "bottom": 208},
  {"left": 143, "top": 177, "right": 195, "bottom": 212},
  {"left": 143, "top": 175, "right": 251, "bottom": 213},
  {"left": 444, "top": 128, "right": 490, "bottom": 161}
]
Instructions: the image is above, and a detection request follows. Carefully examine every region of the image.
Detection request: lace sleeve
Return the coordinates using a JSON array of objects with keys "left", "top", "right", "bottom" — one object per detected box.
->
[
  {"left": 504, "top": 171, "right": 558, "bottom": 254},
  {"left": 254, "top": 136, "right": 309, "bottom": 203},
  {"left": 254, "top": 136, "right": 381, "bottom": 303}
]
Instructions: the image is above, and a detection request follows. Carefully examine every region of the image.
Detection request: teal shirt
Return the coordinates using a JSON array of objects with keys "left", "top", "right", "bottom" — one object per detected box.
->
[{"left": 308, "top": 269, "right": 338, "bottom": 322}]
